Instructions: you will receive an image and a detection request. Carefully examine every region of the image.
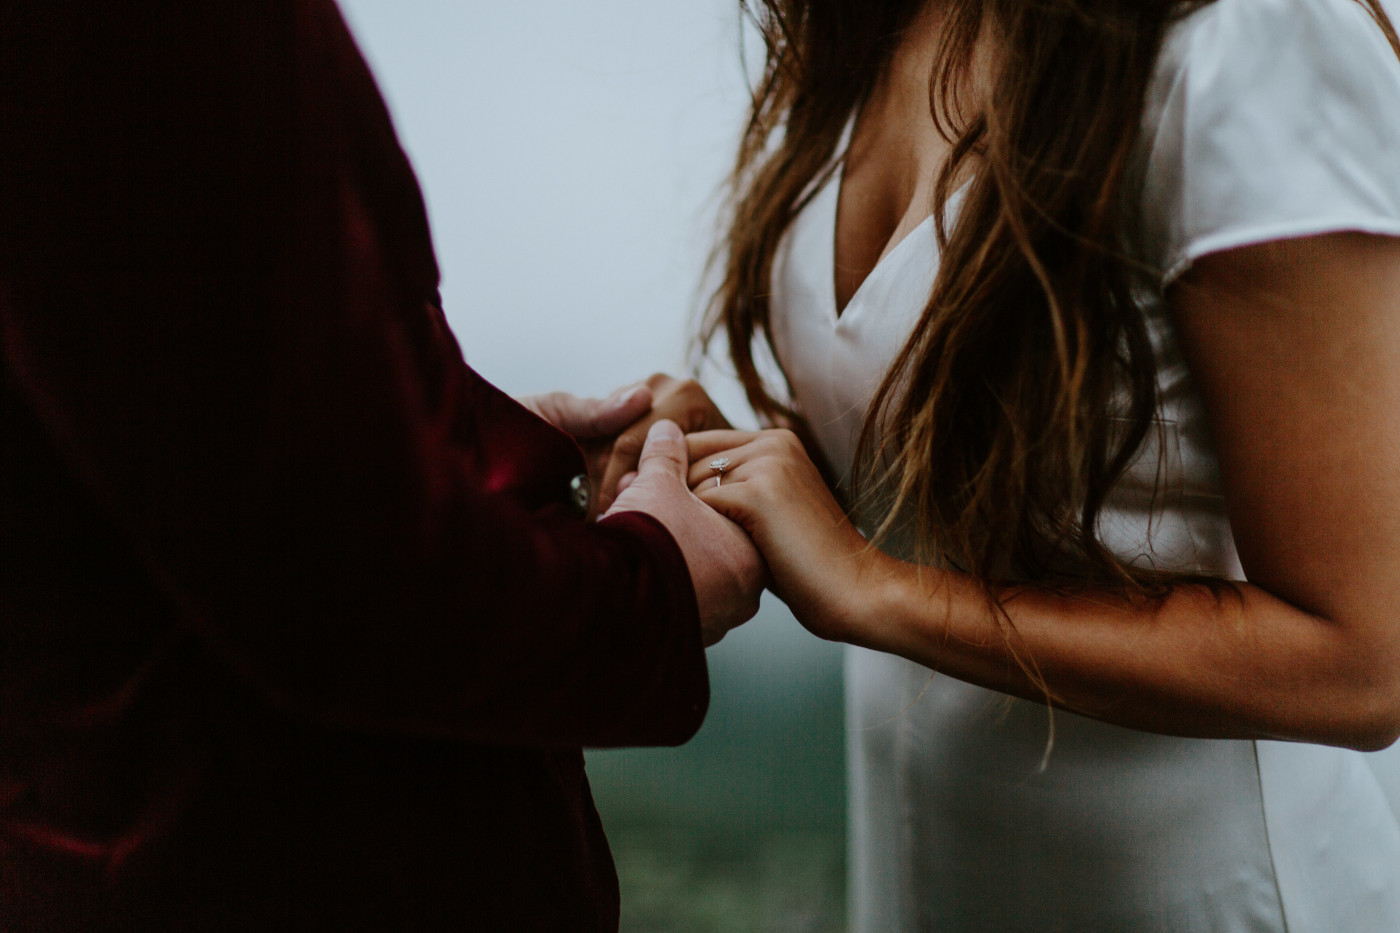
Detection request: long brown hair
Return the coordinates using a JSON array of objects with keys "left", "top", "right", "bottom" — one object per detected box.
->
[{"left": 705, "top": 0, "right": 1400, "bottom": 589}]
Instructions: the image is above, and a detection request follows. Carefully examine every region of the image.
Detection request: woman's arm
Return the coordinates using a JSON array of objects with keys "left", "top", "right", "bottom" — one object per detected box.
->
[{"left": 687, "top": 232, "right": 1400, "bottom": 751}]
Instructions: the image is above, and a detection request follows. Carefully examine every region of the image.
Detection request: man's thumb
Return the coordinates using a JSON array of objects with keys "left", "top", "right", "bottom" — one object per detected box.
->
[{"left": 635, "top": 419, "right": 687, "bottom": 481}]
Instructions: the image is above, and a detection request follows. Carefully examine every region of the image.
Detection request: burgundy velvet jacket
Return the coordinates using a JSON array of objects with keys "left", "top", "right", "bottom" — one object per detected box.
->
[{"left": 0, "top": 2, "right": 707, "bottom": 929}]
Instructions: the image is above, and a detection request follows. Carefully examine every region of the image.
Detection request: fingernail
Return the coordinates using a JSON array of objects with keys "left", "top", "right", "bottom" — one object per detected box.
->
[
  {"left": 607, "top": 382, "right": 644, "bottom": 403},
  {"left": 649, "top": 419, "right": 682, "bottom": 441}
]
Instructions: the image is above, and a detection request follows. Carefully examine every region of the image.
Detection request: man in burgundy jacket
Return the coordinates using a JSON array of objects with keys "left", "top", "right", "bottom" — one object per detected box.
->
[{"left": 0, "top": 1, "right": 764, "bottom": 929}]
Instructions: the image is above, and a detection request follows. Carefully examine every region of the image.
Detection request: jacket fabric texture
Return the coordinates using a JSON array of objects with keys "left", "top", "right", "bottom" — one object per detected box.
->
[{"left": 0, "top": 2, "right": 707, "bottom": 929}]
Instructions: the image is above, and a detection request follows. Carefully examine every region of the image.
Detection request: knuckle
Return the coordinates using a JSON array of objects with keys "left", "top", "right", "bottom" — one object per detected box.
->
[{"left": 613, "top": 431, "right": 645, "bottom": 455}]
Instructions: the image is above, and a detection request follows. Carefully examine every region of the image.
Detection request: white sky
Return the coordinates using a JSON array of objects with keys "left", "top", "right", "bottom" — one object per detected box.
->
[
  {"left": 338, "top": 0, "right": 754, "bottom": 406},
  {"left": 336, "top": 1, "right": 842, "bottom": 675}
]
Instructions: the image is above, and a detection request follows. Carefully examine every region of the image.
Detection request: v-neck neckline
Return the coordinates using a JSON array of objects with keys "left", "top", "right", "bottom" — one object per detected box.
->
[{"left": 824, "top": 149, "right": 940, "bottom": 326}]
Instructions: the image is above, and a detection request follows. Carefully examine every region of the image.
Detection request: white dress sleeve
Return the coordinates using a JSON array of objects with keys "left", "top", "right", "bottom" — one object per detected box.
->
[{"left": 1136, "top": 0, "right": 1400, "bottom": 284}]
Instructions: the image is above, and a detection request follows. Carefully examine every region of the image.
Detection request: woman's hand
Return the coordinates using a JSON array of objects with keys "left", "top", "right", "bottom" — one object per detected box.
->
[
  {"left": 684, "top": 428, "right": 880, "bottom": 642},
  {"left": 660, "top": 236, "right": 1400, "bottom": 750},
  {"left": 593, "top": 374, "right": 733, "bottom": 515}
]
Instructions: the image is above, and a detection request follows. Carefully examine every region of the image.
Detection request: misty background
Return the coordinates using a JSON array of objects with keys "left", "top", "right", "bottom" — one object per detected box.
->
[
  {"left": 323, "top": 5, "right": 1400, "bottom": 929},
  {"left": 337, "top": 2, "right": 849, "bottom": 930}
]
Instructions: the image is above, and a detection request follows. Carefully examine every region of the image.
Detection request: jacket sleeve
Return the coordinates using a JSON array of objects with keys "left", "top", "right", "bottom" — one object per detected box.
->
[{"left": 0, "top": 0, "right": 706, "bottom": 749}]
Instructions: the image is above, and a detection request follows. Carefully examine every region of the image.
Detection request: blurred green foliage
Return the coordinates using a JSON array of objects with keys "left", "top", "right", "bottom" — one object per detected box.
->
[
  {"left": 607, "top": 825, "right": 844, "bottom": 933},
  {"left": 588, "top": 598, "right": 847, "bottom": 932}
]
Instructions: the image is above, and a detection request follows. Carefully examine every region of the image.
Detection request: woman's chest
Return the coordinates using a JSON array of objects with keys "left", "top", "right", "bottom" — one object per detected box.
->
[
  {"left": 769, "top": 156, "right": 1234, "bottom": 576},
  {"left": 770, "top": 159, "right": 948, "bottom": 476}
]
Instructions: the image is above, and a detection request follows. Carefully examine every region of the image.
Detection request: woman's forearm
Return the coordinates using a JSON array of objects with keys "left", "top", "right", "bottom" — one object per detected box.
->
[{"left": 848, "top": 553, "right": 1400, "bottom": 750}]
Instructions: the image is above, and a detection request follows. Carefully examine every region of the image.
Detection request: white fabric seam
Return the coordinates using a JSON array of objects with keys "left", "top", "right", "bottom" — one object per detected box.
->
[
  {"left": 1252, "top": 741, "right": 1293, "bottom": 933},
  {"left": 1161, "top": 217, "right": 1400, "bottom": 286}
]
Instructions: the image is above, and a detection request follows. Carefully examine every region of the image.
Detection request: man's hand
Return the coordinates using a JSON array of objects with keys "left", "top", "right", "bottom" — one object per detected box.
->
[
  {"left": 607, "top": 420, "right": 765, "bottom": 646},
  {"left": 518, "top": 383, "right": 653, "bottom": 440},
  {"left": 518, "top": 384, "right": 654, "bottom": 518},
  {"left": 596, "top": 374, "right": 731, "bottom": 515}
]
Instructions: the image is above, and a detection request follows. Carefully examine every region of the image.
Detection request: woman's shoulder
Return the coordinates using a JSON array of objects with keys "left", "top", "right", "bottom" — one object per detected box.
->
[
  {"left": 1133, "top": 0, "right": 1400, "bottom": 283},
  {"left": 1156, "top": 0, "right": 1399, "bottom": 88},
  {"left": 1164, "top": 0, "right": 1396, "bottom": 43}
]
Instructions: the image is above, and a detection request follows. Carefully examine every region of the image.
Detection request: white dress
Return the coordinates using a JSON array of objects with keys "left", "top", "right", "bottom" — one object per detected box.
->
[{"left": 766, "top": 0, "right": 1400, "bottom": 929}]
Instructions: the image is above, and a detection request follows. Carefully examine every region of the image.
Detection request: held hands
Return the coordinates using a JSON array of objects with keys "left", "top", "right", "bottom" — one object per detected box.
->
[
  {"left": 684, "top": 429, "right": 876, "bottom": 643},
  {"left": 519, "top": 374, "right": 733, "bottom": 518},
  {"left": 607, "top": 421, "right": 766, "bottom": 646},
  {"left": 525, "top": 377, "right": 847, "bottom": 646},
  {"left": 594, "top": 374, "right": 733, "bottom": 515},
  {"left": 518, "top": 383, "right": 655, "bottom": 518},
  {"left": 517, "top": 382, "right": 654, "bottom": 438}
]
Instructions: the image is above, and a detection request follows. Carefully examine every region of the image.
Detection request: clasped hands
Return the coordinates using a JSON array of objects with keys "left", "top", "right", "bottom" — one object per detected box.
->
[{"left": 521, "top": 374, "right": 874, "bottom": 648}]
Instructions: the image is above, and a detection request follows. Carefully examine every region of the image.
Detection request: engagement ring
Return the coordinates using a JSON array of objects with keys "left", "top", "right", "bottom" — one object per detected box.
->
[{"left": 708, "top": 457, "right": 731, "bottom": 488}]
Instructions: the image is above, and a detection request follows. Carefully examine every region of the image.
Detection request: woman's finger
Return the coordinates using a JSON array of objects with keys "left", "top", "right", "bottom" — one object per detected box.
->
[
  {"left": 688, "top": 449, "right": 749, "bottom": 490},
  {"left": 692, "top": 479, "right": 758, "bottom": 533},
  {"left": 686, "top": 430, "right": 764, "bottom": 463}
]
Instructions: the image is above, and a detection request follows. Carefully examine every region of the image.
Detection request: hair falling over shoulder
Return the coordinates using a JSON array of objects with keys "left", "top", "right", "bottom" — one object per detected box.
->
[{"left": 703, "top": 0, "right": 1400, "bottom": 593}]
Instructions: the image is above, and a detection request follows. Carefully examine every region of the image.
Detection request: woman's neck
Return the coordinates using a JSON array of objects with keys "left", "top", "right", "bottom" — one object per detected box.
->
[{"left": 834, "top": 2, "right": 987, "bottom": 311}]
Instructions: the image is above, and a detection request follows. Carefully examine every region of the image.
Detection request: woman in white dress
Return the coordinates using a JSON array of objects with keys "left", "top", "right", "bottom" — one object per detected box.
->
[{"left": 683, "top": 0, "right": 1400, "bottom": 929}]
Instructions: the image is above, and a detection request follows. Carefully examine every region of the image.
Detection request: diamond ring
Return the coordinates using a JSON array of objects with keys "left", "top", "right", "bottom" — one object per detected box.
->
[{"left": 708, "top": 457, "right": 731, "bottom": 488}]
